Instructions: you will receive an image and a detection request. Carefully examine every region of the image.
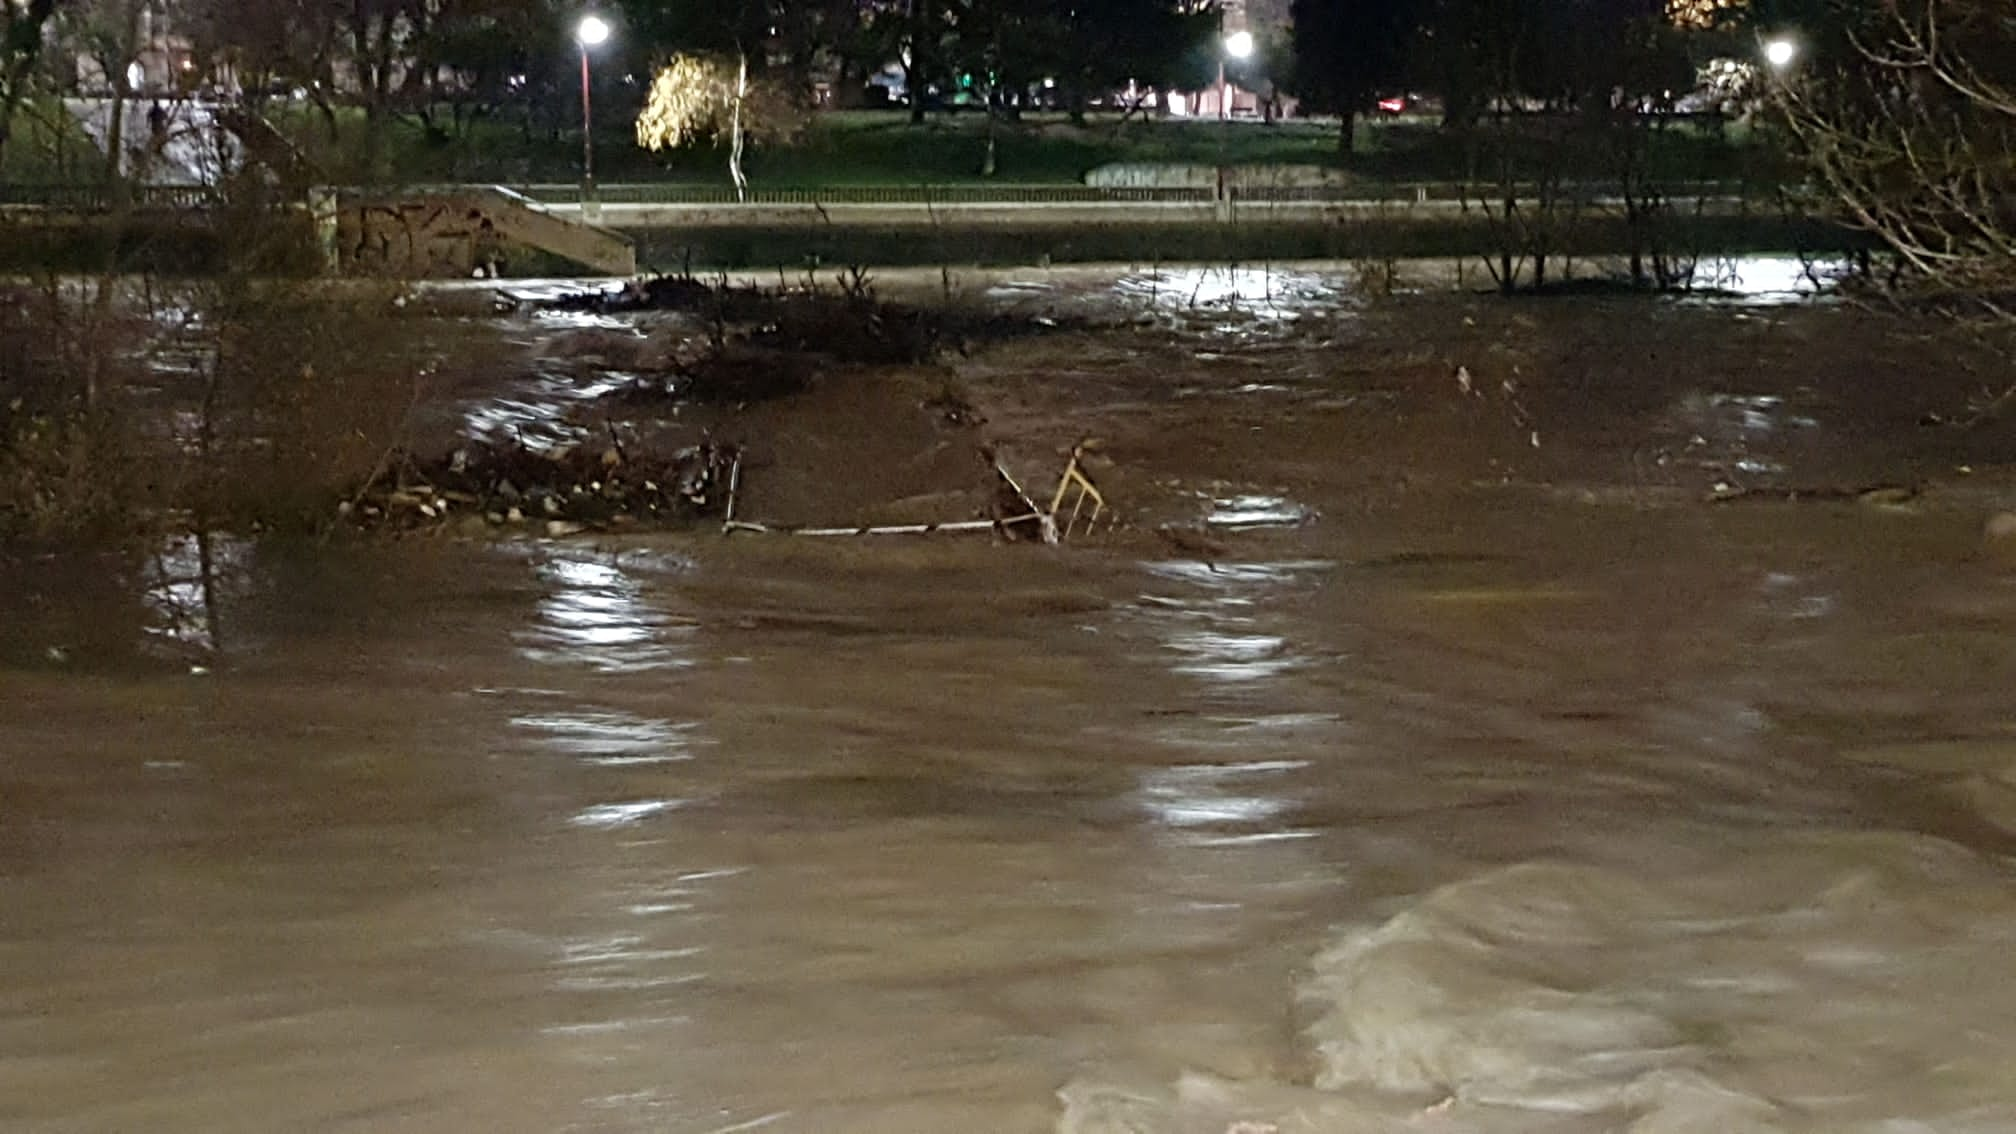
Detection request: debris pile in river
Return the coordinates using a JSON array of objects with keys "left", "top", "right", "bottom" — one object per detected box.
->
[
  {"left": 340, "top": 435, "right": 738, "bottom": 534},
  {"left": 333, "top": 274, "right": 1105, "bottom": 539},
  {"left": 722, "top": 442, "right": 1110, "bottom": 543},
  {"left": 610, "top": 343, "right": 819, "bottom": 404},
  {"left": 533, "top": 271, "right": 1081, "bottom": 368}
]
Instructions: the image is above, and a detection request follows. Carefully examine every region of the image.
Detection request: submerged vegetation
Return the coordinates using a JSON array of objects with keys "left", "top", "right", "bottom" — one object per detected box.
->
[
  {"left": 0, "top": 254, "right": 1083, "bottom": 545},
  {"left": 0, "top": 273, "right": 423, "bottom": 543}
]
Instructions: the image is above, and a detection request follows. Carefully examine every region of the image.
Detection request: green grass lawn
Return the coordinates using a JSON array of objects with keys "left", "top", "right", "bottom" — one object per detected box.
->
[
  {"left": 692, "top": 111, "right": 1788, "bottom": 190},
  {"left": 745, "top": 111, "right": 1353, "bottom": 185},
  {"left": 252, "top": 104, "right": 1363, "bottom": 186},
  {"left": 0, "top": 99, "right": 114, "bottom": 184},
  {"left": 5, "top": 99, "right": 1786, "bottom": 192}
]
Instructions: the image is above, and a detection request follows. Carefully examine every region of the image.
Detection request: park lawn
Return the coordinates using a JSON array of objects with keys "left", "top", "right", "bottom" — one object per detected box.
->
[
  {"left": 0, "top": 99, "right": 116, "bottom": 184},
  {"left": 403, "top": 109, "right": 1780, "bottom": 189},
  {"left": 12, "top": 101, "right": 1777, "bottom": 191},
  {"left": 256, "top": 104, "right": 1358, "bottom": 186}
]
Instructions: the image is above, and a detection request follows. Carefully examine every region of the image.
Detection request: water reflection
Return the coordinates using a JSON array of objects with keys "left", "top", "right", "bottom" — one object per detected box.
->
[
  {"left": 513, "top": 708, "right": 700, "bottom": 766},
  {"left": 1136, "top": 559, "right": 1331, "bottom": 685},
  {"left": 1664, "top": 390, "right": 1822, "bottom": 486},
  {"left": 142, "top": 531, "right": 248, "bottom": 658},
  {"left": 515, "top": 552, "right": 695, "bottom": 672},
  {"left": 1136, "top": 760, "right": 1313, "bottom": 846},
  {"left": 1682, "top": 255, "right": 1851, "bottom": 305},
  {"left": 1115, "top": 268, "right": 1355, "bottom": 326},
  {"left": 494, "top": 280, "right": 629, "bottom": 308},
  {"left": 461, "top": 368, "right": 632, "bottom": 449},
  {"left": 1202, "top": 493, "right": 1316, "bottom": 530},
  {"left": 1759, "top": 571, "right": 1836, "bottom": 622},
  {"left": 569, "top": 799, "right": 688, "bottom": 828},
  {"left": 1161, "top": 625, "right": 1299, "bottom": 682}
]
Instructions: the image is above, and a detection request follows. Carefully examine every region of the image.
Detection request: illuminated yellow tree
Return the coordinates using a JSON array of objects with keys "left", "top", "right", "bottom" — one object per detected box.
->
[
  {"left": 635, "top": 53, "right": 802, "bottom": 201},
  {"left": 1666, "top": 0, "right": 1743, "bottom": 29}
]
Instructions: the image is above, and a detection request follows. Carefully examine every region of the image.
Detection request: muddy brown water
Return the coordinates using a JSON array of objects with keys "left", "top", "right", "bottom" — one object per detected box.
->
[{"left": 6, "top": 265, "right": 2016, "bottom": 1133}]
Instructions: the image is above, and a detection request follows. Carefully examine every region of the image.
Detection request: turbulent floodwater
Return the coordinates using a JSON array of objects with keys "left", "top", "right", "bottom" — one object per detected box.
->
[{"left": 6, "top": 266, "right": 2016, "bottom": 1134}]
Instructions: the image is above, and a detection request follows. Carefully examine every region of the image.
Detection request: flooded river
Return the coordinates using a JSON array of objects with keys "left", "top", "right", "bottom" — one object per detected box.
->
[{"left": 5, "top": 266, "right": 2016, "bottom": 1133}]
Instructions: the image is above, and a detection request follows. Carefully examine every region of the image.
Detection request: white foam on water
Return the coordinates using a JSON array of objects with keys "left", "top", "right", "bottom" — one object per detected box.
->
[{"left": 1061, "top": 830, "right": 2016, "bottom": 1133}]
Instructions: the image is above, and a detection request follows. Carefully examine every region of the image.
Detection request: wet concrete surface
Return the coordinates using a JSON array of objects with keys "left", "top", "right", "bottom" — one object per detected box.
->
[{"left": 4, "top": 266, "right": 2016, "bottom": 1132}]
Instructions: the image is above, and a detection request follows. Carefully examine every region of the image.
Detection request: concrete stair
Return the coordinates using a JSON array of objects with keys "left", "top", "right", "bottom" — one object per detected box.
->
[
  {"left": 332, "top": 185, "right": 636, "bottom": 278},
  {"left": 471, "top": 187, "right": 636, "bottom": 276}
]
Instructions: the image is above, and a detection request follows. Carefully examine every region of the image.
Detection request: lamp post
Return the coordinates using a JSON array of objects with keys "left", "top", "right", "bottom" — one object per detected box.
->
[
  {"left": 1219, "top": 30, "right": 1255, "bottom": 121},
  {"left": 576, "top": 13, "right": 611, "bottom": 220},
  {"left": 1763, "top": 37, "right": 1797, "bottom": 70}
]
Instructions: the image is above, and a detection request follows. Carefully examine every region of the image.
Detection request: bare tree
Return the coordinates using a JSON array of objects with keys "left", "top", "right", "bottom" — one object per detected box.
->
[
  {"left": 0, "top": 0, "right": 59, "bottom": 168},
  {"left": 1777, "top": 0, "right": 2016, "bottom": 315}
]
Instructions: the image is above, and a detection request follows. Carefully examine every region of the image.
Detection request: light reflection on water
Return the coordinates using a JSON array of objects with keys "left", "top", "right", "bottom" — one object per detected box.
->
[
  {"left": 569, "top": 798, "right": 688, "bottom": 828},
  {"left": 462, "top": 369, "right": 632, "bottom": 448},
  {"left": 1115, "top": 267, "right": 1355, "bottom": 325},
  {"left": 516, "top": 553, "right": 696, "bottom": 672},
  {"left": 1681, "top": 255, "right": 1851, "bottom": 305},
  {"left": 1163, "top": 627, "right": 1299, "bottom": 682},
  {"left": 1136, "top": 760, "right": 1309, "bottom": 841},
  {"left": 1202, "top": 493, "right": 1317, "bottom": 530},
  {"left": 1135, "top": 559, "right": 1331, "bottom": 685},
  {"left": 142, "top": 532, "right": 250, "bottom": 657},
  {"left": 513, "top": 709, "right": 700, "bottom": 766}
]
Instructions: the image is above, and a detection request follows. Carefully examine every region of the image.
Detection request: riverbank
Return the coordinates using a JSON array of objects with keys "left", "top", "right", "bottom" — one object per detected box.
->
[
  {"left": 0, "top": 204, "right": 1863, "bottom": 278},
  {"left": 622, "top": 211, "right": 1855, "bottom": 274}
]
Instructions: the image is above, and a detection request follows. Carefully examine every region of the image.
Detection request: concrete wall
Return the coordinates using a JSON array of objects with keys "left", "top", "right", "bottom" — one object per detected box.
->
[{"left": 334, "top": 190, "right": 635, "bottom": 277}]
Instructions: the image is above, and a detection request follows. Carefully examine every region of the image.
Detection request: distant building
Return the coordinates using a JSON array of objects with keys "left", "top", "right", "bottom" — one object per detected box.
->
[{"left": 1177, "top": 0, "right": 1291, "bottom": 120}]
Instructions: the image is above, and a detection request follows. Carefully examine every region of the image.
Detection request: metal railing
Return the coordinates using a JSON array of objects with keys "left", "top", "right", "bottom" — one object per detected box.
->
[
  {"left": 1226, "top": 179, "right": 1749, "bottom": 204},
  {"left": 0, "top": 182, "right": 219, "bottom": 209},
  {"left": 511, "top": 183, "right": 1218, "bottom": 206}
]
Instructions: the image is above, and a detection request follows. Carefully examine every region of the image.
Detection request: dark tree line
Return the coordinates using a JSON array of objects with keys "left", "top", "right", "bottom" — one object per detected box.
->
[
  {"left": 612, "top": 0, "right": 1218, "bottom": 122},
  {"left": 1287, "top": 0, "right": 1411, "bottom": 153},
  {"left": 1285, "top": 0, "right": 1818, "bottom": 290},
  {"left": 0, "top": 0, "right": 1229, "bottom": 188},
  {"left": 1288, "top": 0, "right": 1698, "bottom": 153},
  {"left": 0, "top": 0, "right": 59, "bottom": 167}
]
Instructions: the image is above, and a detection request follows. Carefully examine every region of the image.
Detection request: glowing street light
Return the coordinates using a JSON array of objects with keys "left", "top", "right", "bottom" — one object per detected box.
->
[
  {"left": 1764, "top": 38, "right": 1797, "bottom": 69},
  {"left": 576, "top": 13, "right": 612, "bottom": 218},
  {"left": 1219, "top": 30, "right": 1256, "bottom": 121}
]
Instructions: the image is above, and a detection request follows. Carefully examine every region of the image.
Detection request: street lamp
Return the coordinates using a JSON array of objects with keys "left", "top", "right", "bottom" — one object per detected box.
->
[
  {"left": 1220, "top": 30, "right": 1255, "bottom": 121},
  {"left": 1763, "top": 37, "right": 1797, "bottom": 69},
  {"left": 576, "top": 13, "right": 612, "bottom": 220}
]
